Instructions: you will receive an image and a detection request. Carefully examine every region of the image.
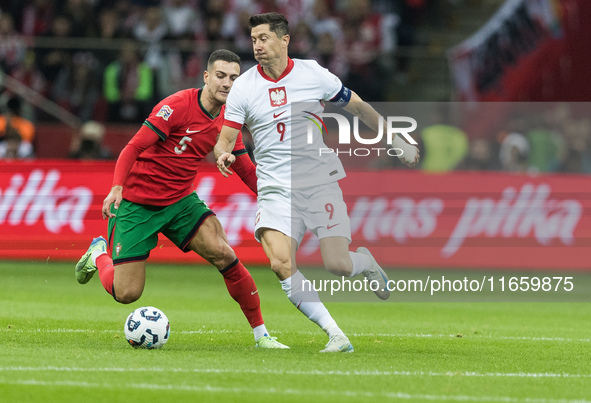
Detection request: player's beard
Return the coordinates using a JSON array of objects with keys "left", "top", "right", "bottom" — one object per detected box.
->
[{"left": 216, "top": 92, "right": 229, "bottom": 104}]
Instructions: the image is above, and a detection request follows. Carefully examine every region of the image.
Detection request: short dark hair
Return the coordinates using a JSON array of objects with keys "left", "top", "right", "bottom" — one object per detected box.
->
[
  {"left": 207, "top": 49, "right": 241, "bottom": 70},
  {"left": 249, "top": 12, "right": 289, "bottom": 38}
]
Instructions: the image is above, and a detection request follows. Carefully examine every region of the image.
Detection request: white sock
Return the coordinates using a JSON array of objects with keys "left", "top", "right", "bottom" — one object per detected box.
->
[
  {"left": 253, "top": 324, "right": 269, "bottom": 341},
  {"left": 348, "top": 251, "right": 372, "bottom": 277},
  {"left": 91, "top": 250, "right": 107, "bottom": 266},
  {"left": 280, "top": 271, "right": 345, "bottom": 338}
]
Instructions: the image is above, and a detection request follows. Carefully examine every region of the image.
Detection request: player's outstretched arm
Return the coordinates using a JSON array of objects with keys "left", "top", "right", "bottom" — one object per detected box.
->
[
  {"left": 214, "top": 125, "right": 240, "bottom": 177},
  {"left": 102, "top": 185, "right": 123, "bottom": 219},
  {"left": 343, "top": 91, "right": 420, "bottom": 168}
]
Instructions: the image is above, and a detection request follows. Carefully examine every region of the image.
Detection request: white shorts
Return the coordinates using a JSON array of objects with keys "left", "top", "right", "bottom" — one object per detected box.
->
[{"left": 254, "top": 182, "right": 352, "bottom": 246}]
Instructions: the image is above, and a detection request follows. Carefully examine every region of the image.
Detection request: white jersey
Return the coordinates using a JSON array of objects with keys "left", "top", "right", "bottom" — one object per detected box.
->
[{"left": 224, "top": 58, "right": 346, "bottom": 190}]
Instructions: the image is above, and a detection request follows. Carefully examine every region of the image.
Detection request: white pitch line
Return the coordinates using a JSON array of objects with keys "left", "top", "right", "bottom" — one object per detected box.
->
[
  {"left": 1, "top": 366, "right": 590, "bottom": 380},
  {"left": 3, "top": 328, "right": 591, "bottom": 343},
  {"left": 1, "top": 379, "right": 590, "bottom": 403}
]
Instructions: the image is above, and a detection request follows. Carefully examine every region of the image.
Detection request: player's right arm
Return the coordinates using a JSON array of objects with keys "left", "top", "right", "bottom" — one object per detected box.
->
[
  {"left": 102, "top": 125, "right": 160, "bottom": 219},
  {"left": 343, "top": 91, "right": 420, "bottom": 167},
  {"left": 313, "top": 60, "right": 420, "bottom": 167},
  {"left": 214, "top": 125, "right": 240, "bottom": 177}
]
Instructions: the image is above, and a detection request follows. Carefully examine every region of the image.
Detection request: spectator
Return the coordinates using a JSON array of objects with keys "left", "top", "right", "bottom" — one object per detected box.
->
[
  {"left": 60, "top": 0, "right": 96, "bottom": 37},
  {"left": 133, "top": 6, "right": 169, "bottom": 70},
  {"left": 0, "top": 97, "right": 35, "bottom": 157},
  {"left": 204, "top": 13, "right": 230, "bottom": 47},
  {"left": 9, "top": 52, "right": 48, "bottom": 116},
  {"left": 276, "top": 0, "right": 316, "bottom": 27},
  {"left": 342, "top": 0, "right": 394, "bottom": 100},
  {"left": 307, "top": 0, "right": 343, "bottom": 41},
  {"left": 103, "top": 41, "right": 154, "bottom": 123},
  {"left": 116, "top": 0, "right": 153, "bottom": 36},
  {"left": 420, "top": 105, "right": 469, "bottom": 172},
  {"left": 36, "top": 14, "right": 75, "bottom": 84},
  {"left": 0, "top": 125, "right": 33, "bottom": 159},
  {"left": 133, "top": 6, "right": 176, "bottom": 98},
  {"left": 526, "top": 120, "right": 563, "bottom": 173},
  {"left": 0, "top": 14, "right": 27, "bottom": 75},
  {"left": 553, "top": 118, "right": 591, "bottom": 173},
  {"left": 226, "top": 8, "right": 259, "bottom": 63},
  {"left": 310, "top": 31, "right": 349, "bottom": 79},
  {"left": 15, "top": 0, "right": 56, "bottom": 36},
  {"left": 457, "top": 137, "right": 500, "bottom": 171},
  {"left": 163, "top": 0, "right": 201, "bottom": 39},
  {"left": 94, "top": 8, "right": 127, "bottom": 68},
  {"left": 52, "top": 51, "right": 101, "bottom": 122},
  {"left": 393, "top": 0, "right": 423, "bottom": 82},
  {"left": 69, "top": 120, "right": 112, "bottom": 160},
  {"left": 499, "top": 132, "right": 530, "bottom": 172},
  {"left": 290, "top": 21, "right": 315, "bottom": 58},
  {"left": 154, "top": 41, "right": 204, "bottom": 98}
]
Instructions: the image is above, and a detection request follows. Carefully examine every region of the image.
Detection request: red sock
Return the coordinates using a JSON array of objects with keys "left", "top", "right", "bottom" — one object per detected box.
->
[
  {"left": 96, "top": 253, "right": 116, "bottom": 298},
  {"left": 221, "top": 259, "right": 264, "bottom": 328}
]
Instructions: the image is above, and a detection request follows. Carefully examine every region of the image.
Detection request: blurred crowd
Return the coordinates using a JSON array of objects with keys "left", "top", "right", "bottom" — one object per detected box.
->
[
  {"left": 1, "top": 0, "right": 589, "bottom": 176},
  {"left": 0, "top": 0, "right": 440, "bottom": 125},
  {"left": 407, "top": 103, "right": 591, "bottom": 175}
]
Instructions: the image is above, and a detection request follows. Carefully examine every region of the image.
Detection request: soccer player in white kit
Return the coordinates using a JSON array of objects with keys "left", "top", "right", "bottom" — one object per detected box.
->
[{"left": 214, "top": 12, "right": 420, "bottom": 353}]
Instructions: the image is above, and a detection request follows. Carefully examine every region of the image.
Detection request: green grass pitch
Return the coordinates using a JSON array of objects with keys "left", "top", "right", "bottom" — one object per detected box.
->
[{"left": 1, "top": 260, "right": 590, "bottom": 402}]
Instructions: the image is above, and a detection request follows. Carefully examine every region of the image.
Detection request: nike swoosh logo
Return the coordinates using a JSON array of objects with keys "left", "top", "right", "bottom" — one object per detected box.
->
[
  {"left": 251, "top": 290, "right": 259, "bottom": 295},
  {"left": 327, "top": 224, "right": 340, "bottom": 230},
  {"left": 186, "top": 128, "right": 201, "bottom": 134},
  {"left": 273, "top": 111, "right": 286, "bottom": 118}
]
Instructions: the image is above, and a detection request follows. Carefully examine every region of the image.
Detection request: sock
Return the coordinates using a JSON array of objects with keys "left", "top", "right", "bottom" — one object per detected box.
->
[
  {"left": 348, "top": 251, "right": 372, "bottom": 277},
  {"left": 221, "top": 259, "right": 265, "bottom": 331},
  {"left": 280, "top": 271, "right": 345, "bottom": 338},
  {"left": 93, "top": 251, "right": 115, "bottom": 298},
  {"left": 253, "top": 324, "right": 269, "bottom": 341}
]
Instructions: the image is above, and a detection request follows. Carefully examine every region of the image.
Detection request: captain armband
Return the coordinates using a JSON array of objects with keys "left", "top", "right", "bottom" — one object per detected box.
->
[{"left": 329, "top": 85, "right": 352, "bottom": 107}]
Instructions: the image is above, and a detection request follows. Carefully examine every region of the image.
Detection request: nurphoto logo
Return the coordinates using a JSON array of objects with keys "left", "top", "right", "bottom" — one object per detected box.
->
[{"left": 305, "top": 112, "right": 418, "bottom": 157}]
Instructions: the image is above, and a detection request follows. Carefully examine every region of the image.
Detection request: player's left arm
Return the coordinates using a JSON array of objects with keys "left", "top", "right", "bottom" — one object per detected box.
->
[
  {"left": 103, "top": 125, "right": 161, "bottom": 219},
  {"left": 227, "top": 130, "right": 257, "bottom": 194},
  {"left": 343, "top": 91, "right": 420, "bottom": 167},
  {"left": 230, "top": 153, "right": 257, "bottom": 194}
]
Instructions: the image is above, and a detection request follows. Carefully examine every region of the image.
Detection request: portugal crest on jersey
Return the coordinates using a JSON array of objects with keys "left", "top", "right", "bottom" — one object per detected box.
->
[{"left": 268, "top": 87, "right": 287, "bottom": 107}]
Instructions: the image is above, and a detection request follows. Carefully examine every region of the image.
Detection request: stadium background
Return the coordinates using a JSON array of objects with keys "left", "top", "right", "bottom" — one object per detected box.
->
[
  {"left": 1, "top": 0, "right": 589, "bottom": 269},
  {"left": 2, "top": 2, "right": 591, "bottom": 402}
]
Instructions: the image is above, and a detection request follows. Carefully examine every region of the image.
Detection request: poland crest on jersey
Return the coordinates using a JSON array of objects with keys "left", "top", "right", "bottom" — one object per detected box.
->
[{"left": 268, "top": 87, "right": 287, "bottom": 107}]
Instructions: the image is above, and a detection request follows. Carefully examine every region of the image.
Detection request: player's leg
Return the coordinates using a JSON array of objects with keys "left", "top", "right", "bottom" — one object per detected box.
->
[
  {"left": 187, "top": 216, "right": 283, "bottom": 346},
  {"left": 319, "top": 236, "right": 390, "bottom": 300},
  {"left": 112, "top": 261, "right": 147, "bottom": 304},
  {"left": 309, "top": 182, "right": 365, "bottom": 277},
  {"left": 259, "top": 228, "right": 352, "bottom": 352},
  {"left": 319, "top": 236, "right": 354, "bottom": 276},
  {"left": 165, "top": 193, "right": 287, "bottom": 348},
  {"left": 76, "top": 236, "right": 108, "bottom": 285},
  {"left": 76, "top": 237, "right": 147, "bottom": 303},
  {"left": 312, "top": 183, "right": 390, "bottom": 300},
  {"left": 76, "top": 199, "right": 158, "bottom": 304},
  {"left": 257, "top": 187, "right": 352, "bottom": 351}
]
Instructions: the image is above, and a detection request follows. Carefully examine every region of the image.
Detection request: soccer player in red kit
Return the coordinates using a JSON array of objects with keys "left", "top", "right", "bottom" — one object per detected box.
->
[{"left": 75, "top": 49, "right": 288, "bottom": 349}]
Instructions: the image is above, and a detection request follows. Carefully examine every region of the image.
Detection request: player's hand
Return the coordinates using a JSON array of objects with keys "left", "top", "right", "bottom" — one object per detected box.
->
[
  {"left": 398, "top": 145, "right": 420, "bottom": 168},
  {"left": 216, "top": 152, "right": 236, "bottom": 177},
  {"left": 102, "top": 185, "right": 123, "bottom": 219}
]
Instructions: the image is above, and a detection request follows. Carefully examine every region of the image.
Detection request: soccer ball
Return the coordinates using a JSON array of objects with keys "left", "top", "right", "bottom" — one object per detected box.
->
[{"left": 124, "top": 306, "right": 170, "bottom": 349}]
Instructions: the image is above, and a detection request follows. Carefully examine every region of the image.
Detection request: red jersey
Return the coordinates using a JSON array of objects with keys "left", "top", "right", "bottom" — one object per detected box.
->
[{"left": 123, "top": 88, "right": 248, "bottom": 205}]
